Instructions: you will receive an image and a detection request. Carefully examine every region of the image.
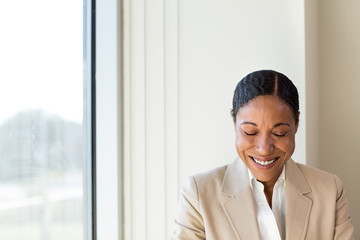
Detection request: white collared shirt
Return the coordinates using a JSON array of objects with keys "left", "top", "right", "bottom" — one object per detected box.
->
[{"left": 248, "top": 167, "right": 286, "bottom": 240}]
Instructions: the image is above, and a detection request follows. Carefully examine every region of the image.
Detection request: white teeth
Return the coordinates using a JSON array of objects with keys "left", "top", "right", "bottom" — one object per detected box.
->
[{"left": 253, "top": 158, "right": 276, "bottom": 166}]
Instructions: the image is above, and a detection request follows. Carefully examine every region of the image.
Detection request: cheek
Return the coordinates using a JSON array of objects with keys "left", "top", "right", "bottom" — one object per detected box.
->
[
  {"left": 235, "top": 134, "right": 253, "bottom": 154},
  {"left": 278, "top": 137, "right": 296, "bottom": 155}
]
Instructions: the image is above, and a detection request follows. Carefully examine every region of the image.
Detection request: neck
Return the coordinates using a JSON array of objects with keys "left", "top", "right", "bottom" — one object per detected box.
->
[{"left": 259, "top": 171, "right": 282, "bottom": 208}]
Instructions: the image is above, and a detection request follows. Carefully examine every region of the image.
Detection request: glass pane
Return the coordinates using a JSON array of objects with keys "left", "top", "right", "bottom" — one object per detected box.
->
[{"left": 0, "top": 1, "right": 89, "bottom": 239}]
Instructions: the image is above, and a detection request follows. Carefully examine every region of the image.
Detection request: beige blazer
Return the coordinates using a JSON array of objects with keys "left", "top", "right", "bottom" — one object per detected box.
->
[{"left": 172, "top": 158, "right": 354, "bottom": 240}]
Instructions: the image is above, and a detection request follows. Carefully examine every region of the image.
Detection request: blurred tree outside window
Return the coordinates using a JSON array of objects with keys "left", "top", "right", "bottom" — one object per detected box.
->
[{"left": 0, "top": 1, "right": 90, "bottom": 239}]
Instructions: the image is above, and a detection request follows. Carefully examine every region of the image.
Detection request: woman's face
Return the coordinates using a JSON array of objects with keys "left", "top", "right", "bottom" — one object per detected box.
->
[{"left": 234, "top": 95, "right": 298, "bottom": 185}]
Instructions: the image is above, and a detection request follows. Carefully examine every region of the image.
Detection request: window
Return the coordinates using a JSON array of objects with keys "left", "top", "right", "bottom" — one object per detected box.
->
[{"left": 0, "top": 0, "right": 93, "bottom": 239}]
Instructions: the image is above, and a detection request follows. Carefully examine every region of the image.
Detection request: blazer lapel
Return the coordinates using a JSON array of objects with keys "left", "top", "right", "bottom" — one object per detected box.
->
[
  {"left": 221, "top": 158, "right": 261, "bottom": 240},
  {"left": 285, "top": 159, "right": 313, "bottom": 240}
]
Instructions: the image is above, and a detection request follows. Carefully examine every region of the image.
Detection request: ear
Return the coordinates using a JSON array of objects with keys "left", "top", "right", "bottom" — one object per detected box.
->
[
  {"left": 295, "top": 111, "right": 300, "bottom": 133},
  {"left": 231, "top": 109, "right": 237, "bottom": 129}
]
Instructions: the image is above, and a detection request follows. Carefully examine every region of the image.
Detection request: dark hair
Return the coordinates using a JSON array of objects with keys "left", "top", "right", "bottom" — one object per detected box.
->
[{"left": 231, "top": 70, "right": 299, "bottom": 122}]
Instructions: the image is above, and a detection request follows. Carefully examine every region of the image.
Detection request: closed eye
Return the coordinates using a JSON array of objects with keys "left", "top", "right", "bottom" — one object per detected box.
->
[
  {"left": 243, "top": 130, "right": 257, "bottom": 136},
  {"left": 273, "top": 132, "right": 288, "bottom": 137}
]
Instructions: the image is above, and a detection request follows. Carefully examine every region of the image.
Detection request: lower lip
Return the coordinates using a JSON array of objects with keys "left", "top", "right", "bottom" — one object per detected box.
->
[{"left": 250, "top": 156, "right": 279, "bottom": 169}]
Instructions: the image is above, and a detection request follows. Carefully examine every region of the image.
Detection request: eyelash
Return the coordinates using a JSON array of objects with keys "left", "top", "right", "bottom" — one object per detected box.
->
[
  {"left": 242, "top": 131, "right": 256, "bottom": 136},
  {"left": 243, "top": 131, "right": 288, "bottom": 137},
  {"left": 273, "top": 133, "right": 287, "bottom": 137}
]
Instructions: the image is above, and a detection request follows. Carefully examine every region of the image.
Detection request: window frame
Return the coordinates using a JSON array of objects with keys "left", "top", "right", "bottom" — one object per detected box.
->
[
  {"left": 83, "top": 0, "right": 96, "bottom": 238},
  {"left": 94, "top": 0, "right": 123, "bottom": 239}
]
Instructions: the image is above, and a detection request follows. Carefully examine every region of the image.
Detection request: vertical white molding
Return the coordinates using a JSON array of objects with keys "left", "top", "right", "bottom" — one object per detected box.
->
[
  {"left": 124, "top": 0, "right": 176, "bottom": 238},
  {"left": 145, "top": 0, "right": 166, "bottom": 239},
  {"left": 129, "top": 0, "right": 147, "bottom": 239},
  {"left": 123, "top": 0, "right": 132, "bottom": 238},
  {"left": 164, "top": 0, "right": 179, "bottom": 238},
  {"left": 124, "top": 0, "right": 148, "bottom": 239}
]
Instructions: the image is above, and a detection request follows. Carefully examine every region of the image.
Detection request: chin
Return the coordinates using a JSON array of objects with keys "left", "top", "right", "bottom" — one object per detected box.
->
[{"left": 252, "top": 174, "right": 276, "bottom": 183}]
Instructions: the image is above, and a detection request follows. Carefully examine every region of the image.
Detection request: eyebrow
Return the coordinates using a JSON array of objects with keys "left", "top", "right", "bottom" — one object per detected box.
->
[
  {"left": 240, "top": 122, "right": 291, "bottom": 127},
  {"left": 240, "top": 121, "right": 258, "bottom": 126},
  {"left": 273, "top": 122, "right": 291, "bottom": 127}
]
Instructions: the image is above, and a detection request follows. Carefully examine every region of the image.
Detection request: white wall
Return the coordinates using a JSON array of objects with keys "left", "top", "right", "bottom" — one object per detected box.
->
[
  {"left": 318, "top": 1, "right": 360, "bottom": 237},
  {"left": 304, "top": 0, "right": 320, "bottom": 168},
  {"left": 123, "top": 1, "right": 307, "bottom": 239},
  {"left": 178, "top": 0, "right": 306, "bottom": 184}
]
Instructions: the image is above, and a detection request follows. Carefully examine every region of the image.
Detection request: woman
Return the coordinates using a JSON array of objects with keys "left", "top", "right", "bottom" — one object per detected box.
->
[{"left": 172, "top": 70, "right": 354, "bottom": 240}]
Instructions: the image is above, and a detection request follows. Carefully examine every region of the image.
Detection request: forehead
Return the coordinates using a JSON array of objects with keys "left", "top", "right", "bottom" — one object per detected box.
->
[{"left": 236, "top": 95, "right": 294, "bottom": 125}]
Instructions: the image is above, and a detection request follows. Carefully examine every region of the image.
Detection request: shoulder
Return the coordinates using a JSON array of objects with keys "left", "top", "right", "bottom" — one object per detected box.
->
[
  {"left": 176, "top": 164, "right": 229, "bottom": 212},
  {"left": 182, "top": 164, "right": 229, "bottom": 195},
  {"left": 295, "top": 161, "right": 337, "bottom": 181},
  {"left": 295, "top": 161, "right": 335, "bottom": 179},
  {"left": 193, "top": 164, "right": 229, "bottom": 184},
  {"left": 290, "top": 160, "right": 343, "bottom": 196}
]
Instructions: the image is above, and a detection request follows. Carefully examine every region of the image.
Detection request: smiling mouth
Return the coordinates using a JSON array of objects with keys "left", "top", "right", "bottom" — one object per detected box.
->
[{"left": 249, "top": 156, "right": 280, "bottom": 166}]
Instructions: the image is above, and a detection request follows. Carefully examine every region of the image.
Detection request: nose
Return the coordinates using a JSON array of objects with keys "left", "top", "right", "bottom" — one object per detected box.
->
[{"left": 256, "top": 134, "right": 274, "bottom": 155}]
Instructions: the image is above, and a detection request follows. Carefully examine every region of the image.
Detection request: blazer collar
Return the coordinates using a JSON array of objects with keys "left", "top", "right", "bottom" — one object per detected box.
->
[
  {"left": 220, "top": 158, "right": 313, "bottom": 240},
  {"left": 221, "top": 158, "right": 261, "bottom": 240},
  {"left": 285, "top": 159, "right": 313, "bottom": 240}
]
